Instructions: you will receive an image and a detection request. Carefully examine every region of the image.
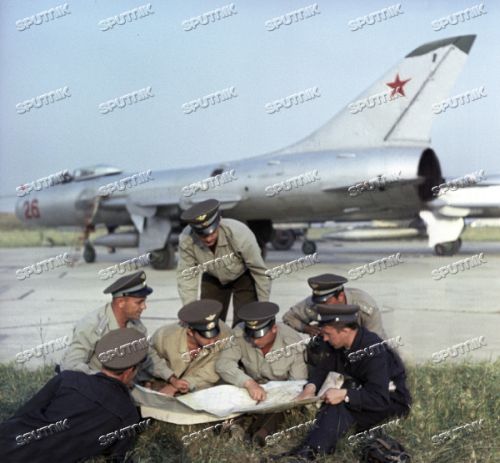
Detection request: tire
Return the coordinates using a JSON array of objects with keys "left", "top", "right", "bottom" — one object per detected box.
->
[
  {"left": 434, "top": 240, "right": 459, "bottom": 256},
  {"left": 452, "top": 238, "right": 462, "bottom": 253},
  {"left": 83, "top": 243, "right": 96, "bottom": 263},
  {"left": 302, "top": 240, "right": 317, "bottom": 255},
  {"left": 271, "top": 229, "right": 296, "bottom": 250},
  {"left": 150, "top": 243, "right": 176, "bottom": 270}
]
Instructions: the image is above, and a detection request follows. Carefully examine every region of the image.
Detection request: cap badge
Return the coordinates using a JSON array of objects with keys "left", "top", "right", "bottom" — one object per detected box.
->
[
  {"left": 205, "top": 314, "right": 216, "bottom": 321},
  {"left": 247, "top": 320, "right": 259, "bottom": 327},
  {"left": 206, "top": 322, "right": 216, "bottom": 329},
  {"left": 196, "top": 214, "right": 207, "bottom": 222}
]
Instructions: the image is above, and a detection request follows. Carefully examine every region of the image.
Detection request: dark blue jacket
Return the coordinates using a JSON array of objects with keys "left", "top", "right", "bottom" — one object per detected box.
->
[
  {"left": 309, "top": 327, "right": 411, "bottom": 413},
  {"left": 0, "top": 371, "right": 140, "bottom": 462}
]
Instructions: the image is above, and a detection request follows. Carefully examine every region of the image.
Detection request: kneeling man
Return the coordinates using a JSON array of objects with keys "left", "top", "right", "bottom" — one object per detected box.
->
[
  {"left": 281, "top": 304, "right": 411, "bottom": 459},
  {"left": 216, "top": 301, "right": 307, "bottom": 445}
]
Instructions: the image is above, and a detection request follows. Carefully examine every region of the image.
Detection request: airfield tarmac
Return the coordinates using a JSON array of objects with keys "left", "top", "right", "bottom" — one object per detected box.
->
[{"left": 0, "top": 239, "right": 498, "bottom": 368}]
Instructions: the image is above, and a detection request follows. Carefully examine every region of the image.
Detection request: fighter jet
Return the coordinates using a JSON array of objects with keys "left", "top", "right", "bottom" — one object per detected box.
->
[{"left": 15, "top": 35, "right": 477, "bottom": 268}]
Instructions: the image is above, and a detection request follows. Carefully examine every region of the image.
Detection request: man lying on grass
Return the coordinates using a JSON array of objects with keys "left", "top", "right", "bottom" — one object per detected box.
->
[{"left": 0, "top": 329, "right": 149, "bottom": 463}]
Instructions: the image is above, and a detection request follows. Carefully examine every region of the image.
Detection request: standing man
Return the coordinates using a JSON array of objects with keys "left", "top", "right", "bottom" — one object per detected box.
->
[
  {"left": 177, "top": 199, "right": 271, "bottom": 325},
  {"left": 152, "top": 299, "right": 233, "bottom": 396},
  {"left": 273, "top": 304, "right": 411, "bottom": 460},
  {"left": 60, "top": 270, "right": 180, "bottom": 388},
  {"left": 283, "top": 273, "right": 387, "bottom": 338},
  {"left": 0, "top": 329, "right": 151, "bottom": 462},
  {"left": 215, "top": 301, "right": 307, "bottom": 445}
]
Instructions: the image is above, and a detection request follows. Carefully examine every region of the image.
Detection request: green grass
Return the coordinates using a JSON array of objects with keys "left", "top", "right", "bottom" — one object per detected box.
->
[{"left": 1, "top": 361, "right": 498, "bottom": 462}]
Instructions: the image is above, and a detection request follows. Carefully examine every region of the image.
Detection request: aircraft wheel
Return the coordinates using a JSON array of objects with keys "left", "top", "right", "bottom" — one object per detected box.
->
[
  {"left": 434, "top": 241, "right": 459, "bottom": 256},
  {"left": 302, "top": 240, "right": 317, "bottom": 255},
  {"left": 453, "top": 238, "right": 462, "bottom": 253},
  {"left": 271, "top": 229, "right": 296, "bottom": 250},
  {"left": 150, "top": 243, "right": 176, "bottom": 270},
  {"left": 83, "top": 243, "right": 96, "bottom": 263}
]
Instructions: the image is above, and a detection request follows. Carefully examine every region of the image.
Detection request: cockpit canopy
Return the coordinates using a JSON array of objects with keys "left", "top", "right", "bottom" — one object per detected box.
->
[{"left": 72, "top": 164, "right": 123, "bottom": 181}]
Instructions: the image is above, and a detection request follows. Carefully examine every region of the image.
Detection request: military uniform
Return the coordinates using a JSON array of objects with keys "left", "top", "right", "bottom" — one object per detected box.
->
[
  {"left": 0, "top": 329, "right": 149, "bottom": 462},
  {"left": 61, "top": 302, "right": 172, "bottom": 381},
  {"left": 60, "top": 271, "right": 173, "bottom": 382},
  {"left": 152, "top": 300, "right": 233, "bottom": 392},
  {"left": 177, "top": 200, "right": 271, "bottom": 324},
  {"left": 216, "top": 302, "right": 308, "bottom": 446},
  {"left": 283, "top": 287, "right": 387, "bottom": 339},
  {"left": 215, "top": 322, "right": 307, "bottom": 386},
  {"left": 281, "top": 305, "right": 411, "bottom": 458}
]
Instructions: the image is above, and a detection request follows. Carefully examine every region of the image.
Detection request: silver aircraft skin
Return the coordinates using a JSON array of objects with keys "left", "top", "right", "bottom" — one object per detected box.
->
[{"left": 15, "top": 35, "right": 481, "bottom": 267}]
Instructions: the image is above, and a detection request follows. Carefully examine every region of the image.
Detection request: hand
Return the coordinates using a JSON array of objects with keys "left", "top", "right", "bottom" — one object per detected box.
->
[
  {"left": 321, "top": 388, "right": 347, "bottom": 405},
  {"left": 159, "top": 384, "right": 178, "bottom": 396},
  {"left": 169, "top": 376, "right": 190, "bottom": 393},
  {"left": 295, "top": 383, "right": 316, "bottom": 401},
  {"left": 304, "top": 325, "right": 321, "bottom": 337},
  {"left": 244, "top": 380, "right": 267, "bottom": 403}
]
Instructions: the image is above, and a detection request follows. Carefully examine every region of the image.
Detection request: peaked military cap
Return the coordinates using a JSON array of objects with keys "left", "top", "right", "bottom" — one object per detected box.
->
[
  {"left": 308, "top": 273, "right": 348, "bottom": 303},
  {"left": 237, "top": 301, "right": 279, "bottom": 338},
  {"left": 95, "top": 328, "right": 148, "bottom": 370},
  {"left": 181, "top": 199, "right": 221, "bottom": 236},
  {"left": 178, "top": 299, "right": 223, "bottom": 339},
  {"left": 103, "top": 270, "right": 153, "bottom": 298},
  {"left": 315, "top": 304, "right": 359, "bottom": 325}
]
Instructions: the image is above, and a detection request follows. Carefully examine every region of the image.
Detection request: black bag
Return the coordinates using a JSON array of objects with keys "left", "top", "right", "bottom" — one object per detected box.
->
[{"left": 358, "top": 435, "right": 411, "bottom": 463}]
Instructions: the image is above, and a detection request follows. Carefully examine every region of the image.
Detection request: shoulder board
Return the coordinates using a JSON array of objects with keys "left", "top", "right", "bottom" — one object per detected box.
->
[
  {"left": 95, "top": 315, "right": 109, "bottom": 336},
  {"left": 359, "top": 303, "right": 374, "bottom": 316}
]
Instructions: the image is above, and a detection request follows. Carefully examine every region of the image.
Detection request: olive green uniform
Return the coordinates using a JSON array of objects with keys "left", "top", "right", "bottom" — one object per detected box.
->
[
  {"left": 152, "top": 320, "right": 232, "bottom": 392},
  {"left": 282, "top": 287, "right": 387, "bottom": 339},
  {"left": 177, "top": 218, "right": 271, "bottom": 321},
  {"left": 60, "top": 303, "right": 173, "bottom": 381},
  {"left": 215, "top": 322, "right": 307, "bottom": 387}
]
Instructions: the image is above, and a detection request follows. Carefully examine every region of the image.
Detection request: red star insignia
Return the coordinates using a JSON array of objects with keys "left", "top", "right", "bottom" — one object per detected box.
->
[{"left": 386, "top": 73, "right": 411, "bottom": 98}]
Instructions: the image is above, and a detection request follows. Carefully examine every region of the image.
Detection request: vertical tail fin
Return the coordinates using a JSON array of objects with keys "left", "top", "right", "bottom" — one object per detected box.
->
[{"left": 278, "top": 35, "right": 476, "bottom": 153}]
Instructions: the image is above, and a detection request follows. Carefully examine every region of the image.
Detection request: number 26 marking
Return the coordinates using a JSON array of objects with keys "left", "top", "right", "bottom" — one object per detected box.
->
[{"left": 23, "top": 199, "right": 40, "bottom": 219}]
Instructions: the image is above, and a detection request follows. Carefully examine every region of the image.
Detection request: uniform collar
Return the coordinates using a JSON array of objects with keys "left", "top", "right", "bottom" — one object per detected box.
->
[
  {"left": 346, "top": 326, "right": 364, "bottom": 353},
  {"left": 106, "top": 302, "right": 144, "bottom": 331}
]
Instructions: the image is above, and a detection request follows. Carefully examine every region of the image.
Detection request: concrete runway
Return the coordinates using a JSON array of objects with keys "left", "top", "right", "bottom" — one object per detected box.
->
[{"left": 0, "top": 239, "right": 498, "bottom": 368}]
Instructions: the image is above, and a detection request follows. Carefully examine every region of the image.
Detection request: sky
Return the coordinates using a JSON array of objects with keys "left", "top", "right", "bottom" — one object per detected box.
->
[{"left": 1, "top": 0, "right": 498, "bottom": 212}]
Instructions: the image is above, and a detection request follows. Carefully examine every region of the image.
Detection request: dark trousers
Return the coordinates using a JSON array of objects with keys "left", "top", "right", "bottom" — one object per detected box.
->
[
  {"left": 201, "top": 270, "right": 258, "bottom": 327},
  {"left": 246, "top": 412, "right": 285, "bottom": 446},
  {"left": 304, "top": 399, "right": 409, "bottom": 455}
]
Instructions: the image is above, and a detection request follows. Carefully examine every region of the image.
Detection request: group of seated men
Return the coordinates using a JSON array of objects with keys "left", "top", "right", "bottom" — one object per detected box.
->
[{"left": 0, "top": 269, "right": 411, "bottom": 462}]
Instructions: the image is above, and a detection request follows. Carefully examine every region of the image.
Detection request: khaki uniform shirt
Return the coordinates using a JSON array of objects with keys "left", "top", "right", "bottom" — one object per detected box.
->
[
  {"left": 60, "top": 303, "right": 173, "bottom": 381},
  {"left": 282, "top": 287, "right": 387, "bottom": 339},
  {"left": 176, "top": 218, "right": 271, "bottom": 304},
  {"left": 215, "top": 322, "right": 308, "bottom": 388},
  {"left": 152, "top": 320, "right": 232, "bottom": 392}
]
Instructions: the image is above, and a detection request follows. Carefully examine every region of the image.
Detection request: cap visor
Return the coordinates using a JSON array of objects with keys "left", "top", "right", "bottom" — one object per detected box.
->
[
  {"left": 245, "top": 325, "right": 271, "bottom": 339},
  {"left": 196, "top": 328, "right": 220, "bottom": 339}
]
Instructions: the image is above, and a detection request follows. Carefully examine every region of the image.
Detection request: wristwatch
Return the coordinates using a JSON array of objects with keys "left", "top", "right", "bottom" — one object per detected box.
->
[{"left": 344, "top": 393, "right": 350, "bottom": 403}]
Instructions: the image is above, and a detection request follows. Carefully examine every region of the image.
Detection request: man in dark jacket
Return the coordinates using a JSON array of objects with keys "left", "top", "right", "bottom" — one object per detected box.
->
[
  {"left": 0, "top": 328, "right": 151, "bottom": 462},
  {"left": 275, "top": 304, "right": 411, "bottom": 460}
]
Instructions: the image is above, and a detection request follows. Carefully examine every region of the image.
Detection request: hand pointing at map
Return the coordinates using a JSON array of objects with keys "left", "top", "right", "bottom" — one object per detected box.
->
[{"left": 244, "top": 379, "right": 267, "bottom": 403}]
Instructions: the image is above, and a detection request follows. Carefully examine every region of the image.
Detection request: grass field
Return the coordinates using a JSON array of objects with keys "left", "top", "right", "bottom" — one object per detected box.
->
[{"left": 1, "top": 361, "right": 498, "bottom": 462}]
